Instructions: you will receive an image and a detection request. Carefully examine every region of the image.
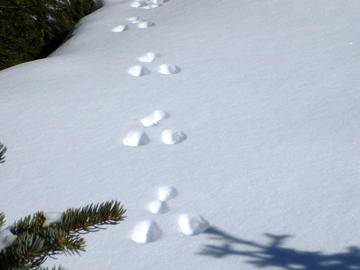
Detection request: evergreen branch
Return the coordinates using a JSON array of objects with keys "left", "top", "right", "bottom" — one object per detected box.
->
[
  {"left": 11, "top": 212, "right": 46, "bottom": 236},
  {"left": 0, "top": 227, "right": 85, "bottom": 268},
  {"left": 0, "top": 6, "right": 22, "bottom": 8},
  {"left": 0, "top": 143, "right": 7, "bottom": 163},
  {"left": 0, "top": 266, "right": 65, "bottom": 270},
  {"left": 60, "top": 200, "right": 126, "bottom": 234},
  {"left": 0, "top": 0, "right": 101, "bottom": 70},
  {"left": 0, "top": 233, "right": 46, "bottom": 268},
  {"left": 0, "top": 201, "right": 125, "bottom": 269},
  {"left": 0, "top": 212, "right": 5, "bottom": 228}
]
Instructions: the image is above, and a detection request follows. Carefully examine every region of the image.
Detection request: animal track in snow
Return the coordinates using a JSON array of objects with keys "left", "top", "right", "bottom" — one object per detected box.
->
[
  {"left": 177, "top": 213, "right": 210, "bottom": 236},
  {"left": 141, "top": 110, "right": 167, "bottom": 127},
  {"left": 127, "top": 17, "right": 141, "bottom": 23},
  {"left": 122, "top": 130, "right": 149, "bottom": 147},
  {"left": 130, "top": 1, "right": 142, "bottom": 8},
  {"left": 142, "top": 4, "right": 160, "bottom": 9},
  {"left": 131, "top": 186, "right": 177, "bottom": 243},
  {"left": 131, "top": 220, "right": 162, "bottom": 243},
  {"left": 131, "top": 0, "right": 167, "bottom": 8},
  {"left": 158, "top": 186, "right": 177, "bottom": 201},
  {"left": 152, "top": 0, "right": 166, "bottom": 4},
  {"left": 138, "top": 52, "right": 157, "bottom": 63},
  {"left": 132, "top": 186, "right": 209, "bottom": 243},
  {"left": 128, "top": 65, "right": 149, "bottom": 77},
  {"left": 158, "top": 64, "right": 180, "bottom": 75},
  {"left": 161, "top": 129, "right": 187, "bottom": 144},
  {"left": 148, "top": 200, "right": 169, "bottom": 214},
  {"left": 111, "top": 24, "right": 128, "bottom": 32},
  {"left": 137, "top": 21, "right": 154, "bottom": 29}
]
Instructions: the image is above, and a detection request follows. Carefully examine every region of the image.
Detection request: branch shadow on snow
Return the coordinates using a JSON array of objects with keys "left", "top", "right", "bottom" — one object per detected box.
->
[{"left": 198, "top": 227, "right": 360, "bottom": 270}]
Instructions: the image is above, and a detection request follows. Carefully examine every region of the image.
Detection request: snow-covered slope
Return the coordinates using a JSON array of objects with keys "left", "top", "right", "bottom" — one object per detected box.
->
[{"left": 1, "top": 0, "right": 360, "bottom": 269}]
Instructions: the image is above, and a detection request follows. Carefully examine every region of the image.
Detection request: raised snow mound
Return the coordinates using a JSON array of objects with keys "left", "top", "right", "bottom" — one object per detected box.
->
[
  {"left": 158, "top": 64, "right": 179, "bottom": 75},
  {"left": 147, "top": 200, "right": 169, "bottom": 214},
  {"left": 137, "top": 21, "right": 154, "bottom": 29},
  {"left": 161, "top": 129, "right": 186, "bottom": 144},
  {"left": 141, "top": 110, "right": 167, "bottom": 127},
  {"left": 177, "top": 213, "right": 209, "bottom": 236},
  {"left": 138, "top": 52, "right": 157, "bottom": 63},
  {"left": 122, "top": 130, "right": 149, "bottom": 147},
  {"left": 131, "top": 220, "right": 162, "bottom": 243},
  {"left": 111, "top": 24, "right": 127, "bottom": 32},
  {"left": 127, "top": 17, "right": 140, "bottom": 23},
  {"left": 130, "top": 1, "right": 142, "bottom": 8},
  {"left": 142, "top": 4, "right": 160, "bottom": 9},
  {"left": 128, "top": 65, "right": 148, "bottom": 77},
  {"left": 151, "top": 0, "right": 165, "bottom": 4},
  {"left": 158, "top": 186, "right": 177, "bottom": 201}
]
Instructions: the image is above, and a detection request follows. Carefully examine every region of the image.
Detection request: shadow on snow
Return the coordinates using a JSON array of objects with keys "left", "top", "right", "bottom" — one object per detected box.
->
[{"left": 198, "top": 227, "right": 360, "bottom": 270}]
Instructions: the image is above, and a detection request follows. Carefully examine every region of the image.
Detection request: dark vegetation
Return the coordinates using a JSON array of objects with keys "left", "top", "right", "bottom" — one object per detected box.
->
[
  {"left": 0, "top": 0, "right": 102, "bottom": 70},
  {"left": 0, "top": 143, "right": 6, "bottom": 163},
  {"left": 0, "top": 201, "right": 126, "bottom": 270}
]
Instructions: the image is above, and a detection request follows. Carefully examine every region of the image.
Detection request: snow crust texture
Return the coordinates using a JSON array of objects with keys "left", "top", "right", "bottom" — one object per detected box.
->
[
  {"left": 131, "top": 220, "right": 162, "bottom": 243},
  {"left": 177, "top": 214, "right": 210, "bottom": 236},
  {"left": 122, "top": 130, "right": 149, "bottom": 147}
]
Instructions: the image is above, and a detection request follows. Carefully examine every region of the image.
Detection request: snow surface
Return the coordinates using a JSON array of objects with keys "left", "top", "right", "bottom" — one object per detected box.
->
[
  {"left": 43, "top": 212, "right": 62, "bottom": 227},
  {"left": 0, "top": 228, "right": 17, "bottom": 252},
  {"left": 1, "top": 0, "right": 360, "bottom": 269}
]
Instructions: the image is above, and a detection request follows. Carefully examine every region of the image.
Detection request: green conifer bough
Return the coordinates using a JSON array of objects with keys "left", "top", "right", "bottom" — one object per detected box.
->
[
  {"left": 0, "top": 0, "right": 102, "bottom": 70},
  {"left": 0, "top": 201, "right": 126, "bottom": 269},
  {"left": 0, "top": 143, "right": 6, "bottom": 163},
  {"left": 1, "top": 142, "right": 127, "bottom": 269}
]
